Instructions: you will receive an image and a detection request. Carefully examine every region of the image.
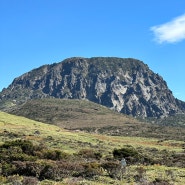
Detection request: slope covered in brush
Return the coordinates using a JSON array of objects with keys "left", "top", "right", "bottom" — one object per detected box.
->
[{"left": 8, "top": 98, "right": 185, "bottom": 141}]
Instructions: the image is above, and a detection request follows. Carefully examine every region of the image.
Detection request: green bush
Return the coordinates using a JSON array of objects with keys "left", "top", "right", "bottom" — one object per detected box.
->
[
  {"left": 77, "top": 149, "right": 102, "bottom": 160},
  {"left": 81, "top": 162, "right": 102, "bottom": 178},
  {"left": 113, "top": 145, "right": 140, "bottom": 164},
  {"left": 1, "top": 162, "right": 16, "bottom": 176},
  {"left": 43, "top": 149, "right": 69, "bottom": 160},
  {"left": 0, "top": 141, "right": 37, "bottom": 162},
  {"left": 0, "top": 140, "right": 35, "bottom": 155}
]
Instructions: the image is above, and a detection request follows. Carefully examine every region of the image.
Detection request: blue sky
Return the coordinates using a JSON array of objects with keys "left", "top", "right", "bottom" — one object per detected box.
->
[{"left": 1, "top": 0, "right": 185, "bottom": 101}]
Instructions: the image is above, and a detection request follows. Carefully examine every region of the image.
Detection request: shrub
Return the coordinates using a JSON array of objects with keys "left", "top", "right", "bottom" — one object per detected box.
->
[
  {"left": 134, "top": 166, "right": 147, "bottom": 183},
  {"left": 7, "top": 175, "right": 22, "bottom": 185},
  {"left": 0, "top": 145, "right": 37, "bottom": 162},
  {"left": 54, "top": 161, "right": 84, "bottom": 179},
  {"left": 1, "top": 162, "right": 16, "bottom": 176},
  {"left": 0, "top": 140, "right": 35, "bottom": 155},
  {"left": 43, "top": 149, "right": 69, "bottom": 160},
  {"left": 39, "top": 163, "right": 62, "bottom": 181},
  {"left": 101, "top": 161, "right": 120, "bottom": 179},
  {"left": 81, "top": 162, "right": 102, "bottom": 178},
  {"left": 113, "top": 145, "right": 140, "bottom": 164},
  {"left": 77, "top": 149, "right": 102, "bottom": 160},
  {"left": 13, "top": 161, "right": 44, "bottom": 178},
  {"left": 22, "top": 176, "right": 39, "bottom": 185}
]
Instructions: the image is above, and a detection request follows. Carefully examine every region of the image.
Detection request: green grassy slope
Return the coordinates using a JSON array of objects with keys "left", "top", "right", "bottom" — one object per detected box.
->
[
  {"left": 0, "top": 111, "right": 185, "bottom": 184},
  {"left": 2, "top": 111, "right": 181, "bottom": 153}
]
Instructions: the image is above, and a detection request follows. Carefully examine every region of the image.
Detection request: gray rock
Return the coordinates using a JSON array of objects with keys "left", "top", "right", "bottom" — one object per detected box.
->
[{"left": 0, "top": 57, "right": 185, "bottom": 118}]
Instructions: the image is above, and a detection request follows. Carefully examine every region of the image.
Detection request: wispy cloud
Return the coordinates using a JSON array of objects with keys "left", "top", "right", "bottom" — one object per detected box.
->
[{"left": 150, "top": 14, "right": 185, "bottom": 44}]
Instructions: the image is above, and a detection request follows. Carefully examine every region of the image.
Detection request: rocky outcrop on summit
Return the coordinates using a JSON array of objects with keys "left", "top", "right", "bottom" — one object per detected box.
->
[{"left": 0, "top": 57, "right": 185, "bottom": 118}]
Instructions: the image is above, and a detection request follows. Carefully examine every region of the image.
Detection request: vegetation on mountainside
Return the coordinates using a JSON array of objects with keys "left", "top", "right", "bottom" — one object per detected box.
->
[
  {"left": 8, "top": 98, "right": 141, "bottom": 128},
  {"left": 0, "top": 111, "right": 185, "bottom": 184},
  {"left": 155, "top": 114, "right": 185, "bottom": 127},
  {"left": 9, "top": 98, "right": 185, "bottom": 141},
  {"left": 88, "top": 57, "right": 149, "bottom": 75}
]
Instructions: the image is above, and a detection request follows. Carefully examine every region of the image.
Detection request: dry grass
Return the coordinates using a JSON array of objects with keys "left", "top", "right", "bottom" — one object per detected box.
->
[
  {"left": 0, "top": 111, "right": 184, "bottom": 153},
  {"left": 0, "top": 111, "right": 185, "bottom": 184},
  {"left": 8, "top": 98, "right": 141, "bottom": 129},
  {"left": 7, "top": 98, "right": 185, "bottom": 142}
]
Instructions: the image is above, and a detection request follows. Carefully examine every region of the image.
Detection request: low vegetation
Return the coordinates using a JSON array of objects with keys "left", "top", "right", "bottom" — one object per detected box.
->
[
  {"left": 8, "top": 98, "right": 185, "bottom": 142},
  {"left": 0, "top": 111, "right": 185, "bottom": 184},
  {"left": 8, "top": 98, "right": 141, "bottom": 129}
]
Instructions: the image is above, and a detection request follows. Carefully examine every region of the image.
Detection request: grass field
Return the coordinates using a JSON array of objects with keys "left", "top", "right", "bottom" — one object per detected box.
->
[{"left": 0, "top": 111, "right": 185, "bottom": 184}]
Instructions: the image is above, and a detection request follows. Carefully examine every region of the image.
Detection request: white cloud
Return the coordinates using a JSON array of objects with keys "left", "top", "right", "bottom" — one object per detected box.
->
[{"left": 151, "top": 14, "right": 185, "bottom": 44}]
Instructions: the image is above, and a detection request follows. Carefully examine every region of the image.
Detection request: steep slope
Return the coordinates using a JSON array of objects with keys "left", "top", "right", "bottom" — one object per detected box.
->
[{"left": 1, "top": 57, "right": 185, "bottom": 118}]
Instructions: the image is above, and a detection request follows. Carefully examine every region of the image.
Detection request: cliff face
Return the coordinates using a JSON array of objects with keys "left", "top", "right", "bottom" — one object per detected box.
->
[{"left": 0, "top": 57, "right": 185, "bottom": 118}]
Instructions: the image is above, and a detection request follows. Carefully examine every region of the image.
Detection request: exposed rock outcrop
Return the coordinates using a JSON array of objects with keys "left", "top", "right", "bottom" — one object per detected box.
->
[{"left": 0, "top": 57, "right": 185, "bottom": 118}]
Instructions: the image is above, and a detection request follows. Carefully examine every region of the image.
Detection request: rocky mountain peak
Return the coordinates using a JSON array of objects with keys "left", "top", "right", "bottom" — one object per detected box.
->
[{"left": 0, "top": 57, "right": 185, "bottom": 118}]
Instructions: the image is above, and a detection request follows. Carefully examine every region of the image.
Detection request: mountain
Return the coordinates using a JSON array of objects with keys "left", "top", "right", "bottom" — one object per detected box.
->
[{"left": 0, "top": 57, "right": 185, "bottom": 118}]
